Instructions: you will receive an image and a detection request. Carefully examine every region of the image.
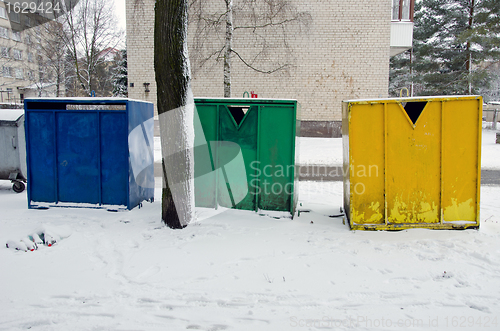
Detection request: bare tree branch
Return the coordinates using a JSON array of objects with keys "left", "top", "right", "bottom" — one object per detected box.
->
[
  {"left": 231, "top": 49, "right": 289, "bottom": 74},
  {"left": 234, "top": 17, "right": 298, "bottom": 30},
  {"left": 190, "top": 0, "right": 310, "bottom": 95}
]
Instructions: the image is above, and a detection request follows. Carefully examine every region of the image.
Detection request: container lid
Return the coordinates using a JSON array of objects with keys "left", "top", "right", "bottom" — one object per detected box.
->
[
  {"left": 194, "top": 97, "right": 298, "bottom": 105},
  {"left": 343, "top": 95, "right": 482, "bottom": 103},
  {"left": 0, "top": 109, "right": 24, "bottom": 122},
  {"left": 23, "top": 97, "right": 150, "bottom": 104}
]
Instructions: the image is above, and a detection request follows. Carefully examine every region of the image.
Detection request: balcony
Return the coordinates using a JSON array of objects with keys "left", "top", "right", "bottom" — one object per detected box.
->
[{"left": 390, "top": 0, "right": 414, "bottom": 56}]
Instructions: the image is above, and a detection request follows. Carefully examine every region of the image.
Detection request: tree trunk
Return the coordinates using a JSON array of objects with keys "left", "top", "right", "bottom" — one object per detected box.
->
[
  {"left": 223, "top": 0, "right": 233, "bottom": 98},
  {"left": 466, "top": 0, "right": 475, "bottom": 95},
  {"left": 154, "top": 0, "right": 195, "bottom": 229},
  {"left": 56, "top": 72, "right": 60, "bottom": 97}
]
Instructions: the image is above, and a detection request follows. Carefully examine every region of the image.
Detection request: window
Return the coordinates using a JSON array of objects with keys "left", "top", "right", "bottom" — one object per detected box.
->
[
  {"left": 392, "top": 0, "right": 414, "bottom": 22},
  {"left": 0, "top": 26, "right": 8, "bottom": 39},
  {"left": 25, "top": 34, "right": 31, "bottom": 44},
  {"left": 392, "top": 0, "right": 399, "bottom": 20},
  {"left": 401, "top": 0, "right": 411, "bottom": 20},
  {"left": 14, "top": 68, "right": 23, "bottom": 79},
  {"left": 10, "top": 12, "right": 20, "bottom": 23},
  {"left": 12, "top": 49, "right": 22, "bottom": 60},
  {"left": 12, "top": 30, "right": 21, "bottom": 42},
  {"left": 2, "top": 66, "right": 13, "bottom": 78},
  {"left": 28, "top": 52, "right": 34, "bottom": 62},
  {"left": 25, "top": 16, "right": 31, "bottom": 27},
  {"left": 1, "top": 47, "right": 9, "bottom": 58},
  {"left": 0, "top": 7, "right": 7, "bottom": 19},
  {"left": 27, "top": 70, "right": 35, "bottom": 80}
]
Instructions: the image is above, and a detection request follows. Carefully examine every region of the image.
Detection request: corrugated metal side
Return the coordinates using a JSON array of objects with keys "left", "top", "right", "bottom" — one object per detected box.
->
[{"left": 344, "top": 96, "right": 481, "bottom": 230}]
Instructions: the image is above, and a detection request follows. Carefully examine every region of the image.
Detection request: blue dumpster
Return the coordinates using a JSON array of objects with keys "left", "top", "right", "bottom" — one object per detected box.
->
[{"left": 24, "top": 98, "right": 154, "bottom": 210}]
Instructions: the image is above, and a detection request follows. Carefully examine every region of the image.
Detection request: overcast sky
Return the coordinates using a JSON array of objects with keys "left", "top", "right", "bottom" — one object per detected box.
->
[{"left": 114, "top": 0, "right": 126, "bottom": 31}]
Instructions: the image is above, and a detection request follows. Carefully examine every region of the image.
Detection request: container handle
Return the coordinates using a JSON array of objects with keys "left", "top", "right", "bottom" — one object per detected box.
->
[{"left": 400, "top": 87, "right": 410, "bottom": 98}]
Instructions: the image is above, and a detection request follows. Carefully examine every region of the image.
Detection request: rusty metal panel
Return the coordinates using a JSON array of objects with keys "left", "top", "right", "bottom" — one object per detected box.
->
[{"left": 342, "top": 96, "right": 482, "bottom": 230}]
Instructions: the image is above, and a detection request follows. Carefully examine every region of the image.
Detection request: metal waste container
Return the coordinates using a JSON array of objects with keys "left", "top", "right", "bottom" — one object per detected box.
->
[
  {"left": 194, "top": 98, "right": 300, "bottom": 216},
  {"left": 342, "top": 95, "right": 482, "bottom": 230},
  {"left": 25, "top": 98, "right": 154, "bottom": 210},
  {"left": 0, "top": 109, "right": 27, "bottom": 192}
]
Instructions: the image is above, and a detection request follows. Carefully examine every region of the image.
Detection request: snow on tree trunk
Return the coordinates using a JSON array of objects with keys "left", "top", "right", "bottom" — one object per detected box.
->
[
  {"left": 223, "top": 0, "right": 233, "bottom": 98},
  {"left": 154, "top": 0, "right": 195, "bottom": 229}
]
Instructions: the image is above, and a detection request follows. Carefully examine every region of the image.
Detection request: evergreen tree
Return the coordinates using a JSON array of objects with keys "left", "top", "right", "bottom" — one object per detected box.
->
[
  {"left": 389, "top": 49, "right": 413, "bottom": 97},
  {"left": 479, "top": 62, "right": 500, "bottom": 102},
  {"left": 112, "top": 49, "right": 128, "bottom": 97},
  {"left": 391, "top": 0, "right": 500, "bottom": 96}
]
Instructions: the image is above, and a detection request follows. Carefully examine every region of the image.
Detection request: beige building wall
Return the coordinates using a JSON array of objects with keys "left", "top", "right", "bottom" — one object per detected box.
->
[
  {"left": 127, "top": 0, "right": 391, "bottom": 134},
  {"left": 126, "top": 0, "right": 157, "bottom": 108}
]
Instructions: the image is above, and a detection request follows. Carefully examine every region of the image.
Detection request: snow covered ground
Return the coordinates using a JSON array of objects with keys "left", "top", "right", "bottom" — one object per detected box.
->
[
  {"left": 482, "top": 130, "right": 500, "bottom": 170},
  {"left": 1, "top": 130, "right": 500, "bottom": 331}
]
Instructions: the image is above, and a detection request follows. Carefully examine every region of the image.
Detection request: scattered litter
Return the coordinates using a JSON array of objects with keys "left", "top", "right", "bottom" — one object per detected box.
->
[
  {"left": 5, "top": 225, "right": 72, "bottom": 252},
  {"left": 6, "top": 240, "right": 28, "bottom": 252},
  {"left": 21, "top": 238, "right": 37, "bottom": 251}
]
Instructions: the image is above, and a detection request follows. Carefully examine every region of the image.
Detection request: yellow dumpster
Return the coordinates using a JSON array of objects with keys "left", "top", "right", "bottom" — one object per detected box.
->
[{"left": 342, "top": 96, "right": 482, "bottom": 230}]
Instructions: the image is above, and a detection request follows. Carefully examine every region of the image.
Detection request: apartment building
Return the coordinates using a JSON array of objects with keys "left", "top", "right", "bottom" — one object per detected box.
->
[
  {"left": 0, "top": 3, "right": 58, "bottom": 104},
  {"left": 127, "top": 0, "right": 414, "bottom": 137}
]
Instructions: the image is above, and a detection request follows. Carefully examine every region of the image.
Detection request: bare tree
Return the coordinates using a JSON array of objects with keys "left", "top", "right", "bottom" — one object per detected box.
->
[
  {"left": 155, "top": 0, "right": 195, "bottom": 228},
  {"left": 60, "top": 0, "right": 123, "bottom": 96},
  {"left": 24, "top": 20, "right": 68, "bottom": 97},
  {"left": 223, "top": 0, "right": 233, "bottom": 97},
  {"left": 190, "top": 0, "right": 311, "bottom": 97}
]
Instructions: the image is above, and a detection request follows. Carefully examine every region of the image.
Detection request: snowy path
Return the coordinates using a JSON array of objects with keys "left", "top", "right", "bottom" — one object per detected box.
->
[
  {"left": 154, "top": 129, "right": 500, "bottom": 169},
  {"left": 298, "top": 129, "right": 500, "bottom": 169},
  {"left": 154, "top": 129, "right": 500, "bottom": 184},
  {"left": 1, "top": 180, "right": 500, "bottom": 330}
]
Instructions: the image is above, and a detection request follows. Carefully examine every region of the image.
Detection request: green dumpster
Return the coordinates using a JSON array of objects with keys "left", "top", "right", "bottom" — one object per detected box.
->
[{"left": 194, "top": 98, "right": 300, "bottom": 217}]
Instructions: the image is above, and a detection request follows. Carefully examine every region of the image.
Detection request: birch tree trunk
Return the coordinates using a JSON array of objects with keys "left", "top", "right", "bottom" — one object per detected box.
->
[
  {"left": 223, "top": 0, "right": 233, "bottom": 98},
  {"left": 154, "top": 0, "right": 195, "bottom": 229}
]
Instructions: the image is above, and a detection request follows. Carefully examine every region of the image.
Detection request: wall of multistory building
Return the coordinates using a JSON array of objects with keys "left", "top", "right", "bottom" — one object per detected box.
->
[
  {"left": 127, "top": 0, "right": 391, "bottom": 136},
  {"left": 0, "top": 4, "right": 59, "bottom": 103}
]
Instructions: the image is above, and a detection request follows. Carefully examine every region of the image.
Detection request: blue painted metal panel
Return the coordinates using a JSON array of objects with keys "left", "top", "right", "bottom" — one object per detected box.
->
[
  {"left": 57, "top": 112, "right": 100, "bottom": 203},
  {"left": 100, "top": 112, "right": 128, "bottom": 206},
  {"left": 27, "top": 111, "right": 56, "bottom": 203},
  {"left": 127, "top": 100, "right": 155, "bottom": 209},
  {"left": 25, "top": 98, "right": 154, "bottom": 210}
]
